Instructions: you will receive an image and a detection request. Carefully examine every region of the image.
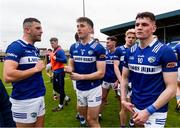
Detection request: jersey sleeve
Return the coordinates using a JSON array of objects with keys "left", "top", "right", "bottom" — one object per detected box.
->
[
  {"left": 161, "top": 46, "right": 177, "bottom": 72},
  {"left": 5, "top": 42, "right": 23, "bottom": 63},
  {"left": 123, "top": 48, "right": 131, "bottom": 68},
  {"left": 114, "top": 47, "right": 122, "bottom": 61},
  {"left": 69, "top": 44, "right": 75, "bottom": 59},
  {"left": 95, "top": 44, "right": 106, "bottom": 61},
  {"left": 55, "top": 50, "right": 67, "bottom": 63}
]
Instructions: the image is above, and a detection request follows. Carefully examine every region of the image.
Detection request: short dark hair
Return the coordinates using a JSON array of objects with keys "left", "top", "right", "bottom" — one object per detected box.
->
[
  {"left": 50, "top": 37, "right": 58, "bottom": 42},
  {"left": 107, "top": 36, "right": 118, "bottom": 42},
  {"left": 136, "top": 12, "right": 156, "bottom": 22},
  {"left": 76, "top": 17, "right": 94, "bottom": 28},
  {"left": 74, "top": 33, "right": 79, "bottom": 42},
  {"left": 23, "top": 18, "right": 40, "bottom": 26},
  {"left": 47, "top": 49, "right": 52, "bottom": 52}
]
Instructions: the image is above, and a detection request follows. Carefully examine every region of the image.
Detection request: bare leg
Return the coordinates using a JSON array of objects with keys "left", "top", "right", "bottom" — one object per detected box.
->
[{"left": 87, "top": 105, "right": 101, "bottom": 128}]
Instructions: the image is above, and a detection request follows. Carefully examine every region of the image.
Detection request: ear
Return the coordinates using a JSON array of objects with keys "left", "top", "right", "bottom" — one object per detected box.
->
[
  {"left": 24, "top": 27, "right": 31, "bottom": 34},
  {"left": 152, "top": 24, "right": 157, "bottom": 33}
]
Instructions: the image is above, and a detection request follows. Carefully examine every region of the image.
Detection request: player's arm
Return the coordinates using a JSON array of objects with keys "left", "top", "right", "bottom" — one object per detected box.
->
[
  {"left": 64, "top": 58, "right": 74, "bottom": 74},
  {"left": 71, "top": 60, "right": 106, "bottom": 80},
  {"left": 120, "top": 67, "right": 135, "bottom": 113},
  {"left": 114, "top": 60, "right": 122, "bottom": 83},
  {"left": 121, "top": 67, "right": 129, "bottom": 101},
  {"left": 54, "top": 50, "right": 67, "bottom": 63},
  {"left": 152, "top": 72, "right": 177, "bottom": 110},
  {"left": 3, "top": 60, "right": 44, "bottom": 83}
]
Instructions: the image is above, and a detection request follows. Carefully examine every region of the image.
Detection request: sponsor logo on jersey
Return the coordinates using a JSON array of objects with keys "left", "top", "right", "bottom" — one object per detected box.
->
[
  {"left": 128, "top": 64, "right": 162, "bottom": 74},
  {"left": 166, "top": 62, "right": 177, "bottom": 68},
  {"left": 99, "top": 54, "right": 106, "bottom": 59},
  {"left": 73, "top": 56, "right": 96, "bottom": 63},
  {"left": 19, "top": 56, "right": 39, "bottom": 64},
  {"left": 148, "top": 56, "right": 156, "bottom": 63},
  {"left": 88, "top": 50, "right": 93, "bottom": 55}
]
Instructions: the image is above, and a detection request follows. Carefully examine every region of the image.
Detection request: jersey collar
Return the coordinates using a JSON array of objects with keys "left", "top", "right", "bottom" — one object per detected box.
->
[
  {"left": 149, "top": 38, "right": 158, "bottom": 47},
  {"left": 20, "top": 38, "right": 29, "bottom": 45}
]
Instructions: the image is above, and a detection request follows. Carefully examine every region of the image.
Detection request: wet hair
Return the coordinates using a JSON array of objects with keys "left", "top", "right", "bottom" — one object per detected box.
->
[
  {"left": 136, "top": 12, "right": 156, "bottom": 22},
  {"left": 50, "top": 37, "right": 58, "bottom": 42},
  {"left": 76, "top": 17, "right": 94, "bottom": 28},
  {"left": 107, "top": 36, "right": 118, "bottom": 42},
  {"left": 23, "top": 18, "right": 40, "bottom": 28}
]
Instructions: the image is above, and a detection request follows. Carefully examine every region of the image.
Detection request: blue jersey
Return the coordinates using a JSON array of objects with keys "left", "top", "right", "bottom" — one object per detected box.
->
[
  {"left": 5, "top": 39, "right": 46, "bottom": 100},
  {"left": 70, "top": 39, "right": 106, "bottom": 91},
  {"left": 124, "top": 39, "right": 177, "bottom": 112},
  {"left": 103, "top": 49, "right": 117, "bottom": 83},
  {"left": 114, "top": 45, "right": 129, "bottom": 73},
  {"left": 175, "top": 44, "right": 180, "bottom": 67}
]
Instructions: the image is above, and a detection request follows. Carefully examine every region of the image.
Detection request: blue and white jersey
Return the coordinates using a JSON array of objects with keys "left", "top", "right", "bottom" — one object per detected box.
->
[
  {"left": 124, "top": 39, "right": 177, "bottom": 112},
  {"left": 114, "top": 45, "right": 129, "bottom": 73},
  {"left": 103, "top": 49, "right": 117, "bottom": 83},
  {"left": 70, "top": 39, "right": 106, "bottom": 91},
  {"left": 174, "top": 44, "right": 180, "bottom": 67},
  {"left": 5, "top": 39, "right": 46, "bottom": 100}
]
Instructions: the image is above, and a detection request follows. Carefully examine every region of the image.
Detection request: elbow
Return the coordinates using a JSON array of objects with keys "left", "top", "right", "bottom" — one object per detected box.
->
[
  {"left": 168, "top": 85, "right": 177, "bottom": 98},
  {"left": 98, "top": 71, "right": 105, "bottom": 79},
  {"left": 4, "top": 76, "right": 12, "bottom": 83},
  {"left": 3, "top": 73, "right": 14, "bottom": 83}
]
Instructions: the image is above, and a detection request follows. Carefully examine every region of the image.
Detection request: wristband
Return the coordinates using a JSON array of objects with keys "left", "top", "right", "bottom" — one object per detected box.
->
[{"left": 146, "top": 105, "right": 157, "bottom": 115}]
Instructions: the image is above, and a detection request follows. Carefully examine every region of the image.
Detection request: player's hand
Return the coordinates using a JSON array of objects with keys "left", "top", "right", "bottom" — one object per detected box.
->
[
  {"left": 70, "top": 72, "right": 83, "bottom": 80},
  {"left": 113, "top": 80, "right": 119, "bottom": 90},
  {"left": 64, "top": 66, "right": 72, "bottom": 74},
  {"left": 133, "top": 109, "right": 150, "bottom": 126},
  {"left": 121, "top": 101, "right": 135, "bottom": 114},
  {"left": 34, "top": 60, "right": 45, "bottom": 73}
]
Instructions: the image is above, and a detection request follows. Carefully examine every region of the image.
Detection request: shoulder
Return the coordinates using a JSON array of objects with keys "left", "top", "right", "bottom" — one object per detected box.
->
[
  {"left": 7, "top": 40, "right": 24, "bottom": 49},
  {"left": 70, "top": 42, "right": 80, "bottom": 50},
  {"left": 6, "top": 40, "right": 25, "bottom": 55},
  {"left": 90, "top": 41, "right": 105, "bottom": 53}
]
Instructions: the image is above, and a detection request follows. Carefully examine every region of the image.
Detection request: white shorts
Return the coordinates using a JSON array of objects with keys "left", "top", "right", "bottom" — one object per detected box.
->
[
  {"left": 46, "top": 63, "right": 52, "bottom": 71},
  {"left": 101, "top": 81, "right": 117, "bottom": 90},
  {"left": 10, "top": 96, "right": 45, "bottom": 123},
  {"left": 178, "top": 67, "right": 180, "bottom": 81},
  {"left": 77, "top": 85, "right": 102, "bottom": 107},
  {"left": 134, "top": 107, "right": 167, "bottom": 128},
  {"left": 117, "top": 82, "right": 132, "bottom": 98},
  {"left": 72, "top": 80, "right": 77, "bottom": 91}
]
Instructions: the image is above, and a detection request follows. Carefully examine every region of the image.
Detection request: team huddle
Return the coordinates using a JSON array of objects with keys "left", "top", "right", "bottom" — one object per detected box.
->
[{"left": 2, "top": 11, "right": 180, "bottom": 128}]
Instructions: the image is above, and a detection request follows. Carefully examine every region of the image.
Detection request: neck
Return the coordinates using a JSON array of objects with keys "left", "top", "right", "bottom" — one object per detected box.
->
[
  {"left": 109, "top": 47, "right": 115, "bottom": 53},
  {"left": 81, "top": 35, "right": 93, "bottom": 45},
  {"left": 124, "top": 44, "right": 130, "bottom": 48},
  {"left": 139, "top": 36, "right": 154, "bottom": 48},
  {"left": 23, "top": 35, "right": 34, "bottom": 45}
]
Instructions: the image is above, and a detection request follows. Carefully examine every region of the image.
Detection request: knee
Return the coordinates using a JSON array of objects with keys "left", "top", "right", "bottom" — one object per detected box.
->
[{"left": 87, "top": 116, "right": 97, "bottom": 125}]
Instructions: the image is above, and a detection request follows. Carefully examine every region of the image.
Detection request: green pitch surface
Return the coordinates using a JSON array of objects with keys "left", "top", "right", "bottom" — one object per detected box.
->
[{"left": 0, "top": 62, "right": 180, "bottom": 127}]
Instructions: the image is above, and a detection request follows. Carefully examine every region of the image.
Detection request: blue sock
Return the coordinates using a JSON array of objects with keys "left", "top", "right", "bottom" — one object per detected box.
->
[{"left": 176, "top": 95, "right": 180, "bottom": 101}]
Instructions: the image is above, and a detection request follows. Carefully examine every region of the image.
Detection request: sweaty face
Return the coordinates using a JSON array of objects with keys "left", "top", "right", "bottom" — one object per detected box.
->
[
  {"left": 135, "top": 17, "right": 156, "bottom": 40},
  {"left": 28, "top": 22, "right": 43, "bottom": 42},
  {"left": 77, "top": 22, "right": 93, "bottom": 40},
  {"left": 125, "top": 33, "right": 136, "bottom": 47}
]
